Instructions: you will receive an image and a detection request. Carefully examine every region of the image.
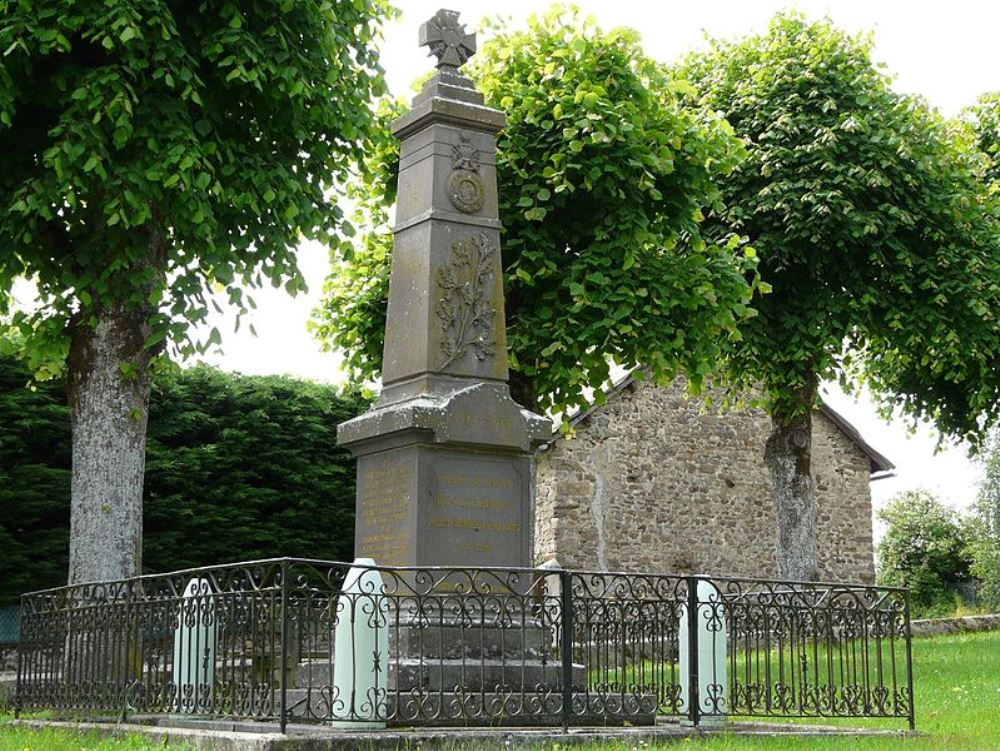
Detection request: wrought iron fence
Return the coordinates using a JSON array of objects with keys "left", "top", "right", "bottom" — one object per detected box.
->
[{"left": 16, "top": 558, "right": 914, "bottom": 730}]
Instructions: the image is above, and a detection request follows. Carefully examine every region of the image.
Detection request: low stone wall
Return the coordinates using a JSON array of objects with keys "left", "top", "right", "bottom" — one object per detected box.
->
[{"left": 910, "top": 614, "right": 1000, "bottom": 637}]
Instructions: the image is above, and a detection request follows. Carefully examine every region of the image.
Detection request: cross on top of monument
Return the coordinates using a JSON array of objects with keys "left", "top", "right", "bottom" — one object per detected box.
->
[{"left": 419, "top": 9, "right": 476, "bottom": 71}]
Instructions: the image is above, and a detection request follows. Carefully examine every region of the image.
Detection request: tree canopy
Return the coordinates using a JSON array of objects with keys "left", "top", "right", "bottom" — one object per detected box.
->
[
  {"left": 677, "top": 14, "right": 1000, "bottom": 440},
  {"left": 0, "top": 0, "right": 391, "bottom": 583},
  {"left": 313, "top": 7, "right": 762, "bottom": 416},
  {"left": 0, "top": 0, "right": 391, "bottom": 370},
  {"left": 964, "top": 92, "right": 1000, "bottom": 187},
  {"left": 675, "top": 13, "right": 1000, "bottom": 580},
  {"left": 0, "top": 357, "right": 368, "bottom": 605}
]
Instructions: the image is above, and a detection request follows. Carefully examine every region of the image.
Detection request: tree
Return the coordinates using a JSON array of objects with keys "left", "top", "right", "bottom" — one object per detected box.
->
[
  {"left": 677, "top": 14, "right": 1000, "bottom": 580},
  {"left": 0, "top": 1, "right": 390, "bottom": 584},
  {"left": 0, "top": 355, "right": 369, "bottom": 604},
  {"left": 313, "top": 7, "right": 762, "bottom": 417},
  {"left": 967, "top": 430, "right": 1000, "bottom": 611},
  {"left": 143, "top": 366, "right": 366, "bottom": 573},
  {"left": 963, "top": 92, "right": 1000, "bottom": 186},
  {"left": 877, "top": 490, "right": 972, "bottom": 617}
]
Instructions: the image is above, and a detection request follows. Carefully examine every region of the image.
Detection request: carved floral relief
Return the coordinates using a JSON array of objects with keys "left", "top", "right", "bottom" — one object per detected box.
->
[{"left": 436, "top": 232, "right": 497, "bottom": 370}]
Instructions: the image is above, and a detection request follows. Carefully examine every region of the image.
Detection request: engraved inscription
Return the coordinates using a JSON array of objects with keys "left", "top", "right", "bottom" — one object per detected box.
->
[
  {"left": 358, "top": 530, "right": 411, "bottom": 566},
  {"left": 425, "top": 459, "right": 524, "bottom": 566},
  {"left": 436, "top": 233, "right": 497, "bottom": 369},
  {"left": 357, "top": 459, "right": 413, "bottom": 566}
]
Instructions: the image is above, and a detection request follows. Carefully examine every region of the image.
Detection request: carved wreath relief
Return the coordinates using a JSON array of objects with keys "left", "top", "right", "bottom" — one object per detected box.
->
[
  {"left": 448, "top": 133, "right": 484, "bottom": 214},
  {"left": 436, "top": 232, "right": 497, "bottom": 370}
]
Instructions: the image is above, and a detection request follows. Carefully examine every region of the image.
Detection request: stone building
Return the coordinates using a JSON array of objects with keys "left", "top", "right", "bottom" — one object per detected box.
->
[{"left": 533, "top": 373, "right": 893, "bottom": 583}]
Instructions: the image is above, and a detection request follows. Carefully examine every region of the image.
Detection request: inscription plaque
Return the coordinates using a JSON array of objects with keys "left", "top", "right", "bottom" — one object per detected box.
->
[
  {"left": 355, "top": 452, "right": 415, "bottom": 566},
  {"left": 421, "top": 451, "right": 529, "bottom": 568}
]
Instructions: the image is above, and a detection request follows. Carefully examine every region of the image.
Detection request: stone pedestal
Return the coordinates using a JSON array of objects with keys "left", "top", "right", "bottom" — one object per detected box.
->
[{"left": 340, "top": 383, "right": 546, "bottom": 569}]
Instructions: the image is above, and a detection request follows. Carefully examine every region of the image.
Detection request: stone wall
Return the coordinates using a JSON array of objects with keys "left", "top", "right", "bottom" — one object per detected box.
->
[
  {"left": 533, "top": 378, "right": 877, "bottom": 583},
  {"left": 910, "top": 614, "right": 1000, "bottom": 637}
]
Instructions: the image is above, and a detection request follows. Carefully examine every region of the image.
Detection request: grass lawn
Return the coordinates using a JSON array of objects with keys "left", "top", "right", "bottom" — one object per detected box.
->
[
  {"left": 603, "top": 630, "right": 1000, "bottom": 751},
  {"left": 0, "top": 631, "right": 996, "bottom": 750},
  {"left": 0, "top": 712, "right": 193, "bottom": 751},
  {"left": 0, "top": 719, "right": 195, "bottom": 751}
]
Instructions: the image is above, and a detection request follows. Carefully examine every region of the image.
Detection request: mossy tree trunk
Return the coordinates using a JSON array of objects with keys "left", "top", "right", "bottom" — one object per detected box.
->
[
  {"left": 66, "top": 307, "right": 156, "bottom": 585},
  {"left": 765, "top": 383, "right": 819, "bottom": 582}
]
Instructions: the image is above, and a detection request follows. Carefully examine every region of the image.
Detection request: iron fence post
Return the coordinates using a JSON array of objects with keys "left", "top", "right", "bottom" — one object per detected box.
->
[
  {"left": 686, "top": 575, "right": 700, "bottom": 727},
  {"left": 279, "top": 559, "right": 290, "bottom": 734},
  {"left": 903, "top": 588, "right": 916, "bottom": 731},
  {"left": 559, "top": 568, "right": 573, "bottom": 733},
  {"left": 14, "top": 597, "right": 22, "bottom": 719}
]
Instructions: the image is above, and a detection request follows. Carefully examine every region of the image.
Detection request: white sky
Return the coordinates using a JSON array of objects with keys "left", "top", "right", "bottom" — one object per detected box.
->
[{"left": 183, "top": 1, "right": 996, "bottom": 523}]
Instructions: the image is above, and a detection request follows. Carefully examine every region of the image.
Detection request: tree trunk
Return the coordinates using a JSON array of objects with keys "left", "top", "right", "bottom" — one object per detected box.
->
[
  {"left": 66, "top": 306, "right": 156, "bottom": 585},
  {"left": 765, "top": 385, "right": 819, "bottom": 582}
]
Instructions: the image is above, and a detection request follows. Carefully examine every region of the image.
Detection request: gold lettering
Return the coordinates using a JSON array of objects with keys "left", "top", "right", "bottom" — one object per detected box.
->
[
  {"left": 358, "top": 529, "right": 411, "bottom": 566},
  {"left": 427, "top": 517, "right": 520, "bottom": 533},
  {"left": 359, "top": 464, "right": 412, "bottom": 530}
]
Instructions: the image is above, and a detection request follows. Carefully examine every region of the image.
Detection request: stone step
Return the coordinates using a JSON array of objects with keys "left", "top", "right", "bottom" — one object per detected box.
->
[
  {"left": 390, "top": 622, "right": 551, "bottom": 660},
  {"left": 293, "top": 658, "right": 583, "bottom": 693},
  {"left": 280, "top": 688, "right": 658, "bottom": 726},
  {"left": 392, "top": 658, "right": 578, "bottom": 692}
]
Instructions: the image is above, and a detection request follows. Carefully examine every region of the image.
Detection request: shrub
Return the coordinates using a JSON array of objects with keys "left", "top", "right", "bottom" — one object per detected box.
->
[
  {"left": 0, "top": 358, "right": 368, "bottom": 603},
  {"left": 877, "top": 490, "right": 973, "bottom": 617}
]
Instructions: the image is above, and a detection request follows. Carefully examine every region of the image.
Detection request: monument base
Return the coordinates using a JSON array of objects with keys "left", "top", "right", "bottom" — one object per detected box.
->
[
  {"left": 283, "top": 608, "right": 659, "bottom": 727},
  {"left": 339, "top": 382, "right": 549, "bottom": 570}
]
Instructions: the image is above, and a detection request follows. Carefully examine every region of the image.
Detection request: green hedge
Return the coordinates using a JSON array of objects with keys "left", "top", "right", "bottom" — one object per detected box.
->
[{"left": 0, "top": 358, "right": 368, "bottom": 605}]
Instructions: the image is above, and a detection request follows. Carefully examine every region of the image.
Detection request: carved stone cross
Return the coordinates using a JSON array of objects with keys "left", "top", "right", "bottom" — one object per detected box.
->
[{"left": 419, "top": 9, "right": 476, "bottom": 70}]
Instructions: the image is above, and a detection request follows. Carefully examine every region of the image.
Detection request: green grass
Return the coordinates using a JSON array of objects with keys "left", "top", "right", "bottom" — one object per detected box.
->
[
  {"left": 0, "top": 713, "right": 194, "bottom": 750},
  {"left": 0, "top": 631, "right": 996, "bottom": 749},
  {"left": 582, "top": 631, "right": 1000, "bottom": 750},
  {"left": 0, "top": 724, "right": 195, "bottom": 750}
]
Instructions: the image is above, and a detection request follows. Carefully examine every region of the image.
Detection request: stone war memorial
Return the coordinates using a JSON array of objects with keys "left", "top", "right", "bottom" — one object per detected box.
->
[
  {"left": 13, "top": 9, "right": 916, "bottom": 742},
  {"left": 337, "top": 8, "right": 550, "bottom": 570}
]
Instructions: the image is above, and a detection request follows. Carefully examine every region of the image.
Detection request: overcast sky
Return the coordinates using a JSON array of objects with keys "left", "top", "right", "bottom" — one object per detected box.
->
[{"left": 175, "top": 0, "right": 999, "bottom": 521}]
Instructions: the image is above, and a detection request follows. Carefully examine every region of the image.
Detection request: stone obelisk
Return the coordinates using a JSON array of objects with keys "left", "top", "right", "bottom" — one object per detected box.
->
[{"left": 337, "top": 9, "right": 549, "bottom": 570}]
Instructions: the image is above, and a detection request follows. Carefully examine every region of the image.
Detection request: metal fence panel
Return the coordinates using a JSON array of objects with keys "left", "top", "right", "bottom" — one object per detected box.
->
[{"left": 15, "top": 558, "right": 914, "bottom": 730}]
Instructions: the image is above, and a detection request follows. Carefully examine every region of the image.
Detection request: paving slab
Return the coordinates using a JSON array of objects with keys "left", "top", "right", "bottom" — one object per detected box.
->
[{"left": 12, "top": 718, "right": 915, "bottom": 750}]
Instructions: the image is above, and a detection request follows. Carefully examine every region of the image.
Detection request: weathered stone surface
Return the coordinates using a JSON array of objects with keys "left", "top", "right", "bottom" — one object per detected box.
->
[
  {"left": 337, "top": 10, "right": 548, "bottom": 572},
  {"left": 910, "top": 613, "right": 1000, "bottom": 637},
  {"left": 534, "top": 376, "right": 879, "bottom": 583},
  {"left": 12, "top": 718, "right": 916, "bottom": 748},
  {"left": 352, "top": 444, "right": 534, "bottom": 568}
]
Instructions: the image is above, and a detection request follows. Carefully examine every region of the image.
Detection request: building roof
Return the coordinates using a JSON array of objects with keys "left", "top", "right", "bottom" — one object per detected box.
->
[{"left": 546, "top": 371, "right": 895, "bottom": 477}]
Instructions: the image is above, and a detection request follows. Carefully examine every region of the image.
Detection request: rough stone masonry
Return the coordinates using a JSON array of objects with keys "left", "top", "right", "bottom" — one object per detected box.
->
[{"left": 534, "top": 375, "right": 890, "bottom": 583}]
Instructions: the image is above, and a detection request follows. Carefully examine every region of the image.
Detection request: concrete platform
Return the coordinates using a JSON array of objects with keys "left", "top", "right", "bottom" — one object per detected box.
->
[{"left": 12, "top": 717, "right": 915, "bottom": 750}]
